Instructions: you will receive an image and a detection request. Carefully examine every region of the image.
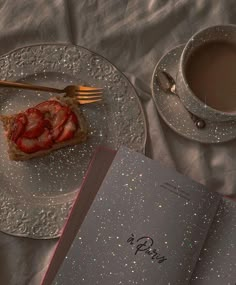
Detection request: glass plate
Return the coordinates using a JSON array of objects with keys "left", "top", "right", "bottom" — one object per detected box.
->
[{"left": 0, "top": 44, "right": 146, "bottom": 239}]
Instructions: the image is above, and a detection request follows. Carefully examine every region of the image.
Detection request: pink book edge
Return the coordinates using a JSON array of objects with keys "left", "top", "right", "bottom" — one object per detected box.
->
[{"left": 41, "top": 145, "right": 116, "bottom": 285}]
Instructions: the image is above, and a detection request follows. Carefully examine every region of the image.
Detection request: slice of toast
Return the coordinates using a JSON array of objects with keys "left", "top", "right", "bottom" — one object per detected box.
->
[{"left": 0, "top": 97, "right": 88, "bottom": 161}]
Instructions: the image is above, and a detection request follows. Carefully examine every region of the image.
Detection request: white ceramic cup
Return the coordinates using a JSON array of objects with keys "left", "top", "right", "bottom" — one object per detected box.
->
[{"left": 176, "top": 24, "right": 236, "bottom": 122}]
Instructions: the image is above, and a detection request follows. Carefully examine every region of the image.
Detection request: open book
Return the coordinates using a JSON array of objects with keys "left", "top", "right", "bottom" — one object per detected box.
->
[{"left": 41, "top": 146, "right": 236, "bottom": 285}]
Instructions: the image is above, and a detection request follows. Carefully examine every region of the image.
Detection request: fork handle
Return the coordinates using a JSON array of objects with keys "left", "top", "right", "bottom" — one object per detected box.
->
[{"left": 0, "top": 80, "right": 64, "bottom": 94}]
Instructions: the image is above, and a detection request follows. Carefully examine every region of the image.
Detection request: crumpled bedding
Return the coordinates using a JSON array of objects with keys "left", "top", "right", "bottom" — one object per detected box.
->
[{"left": 0, "top": 1, "right": 235, "bottom": 284}]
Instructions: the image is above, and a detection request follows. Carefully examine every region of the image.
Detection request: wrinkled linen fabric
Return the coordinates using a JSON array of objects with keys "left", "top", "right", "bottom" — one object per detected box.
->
[{"left": 0, "top": 1, "right": 235, "bottom": 284}]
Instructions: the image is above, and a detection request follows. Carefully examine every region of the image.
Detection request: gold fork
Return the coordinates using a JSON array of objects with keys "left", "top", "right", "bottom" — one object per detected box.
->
[{"left": 0, "top": 80, "right": 103, "bottom": 105}]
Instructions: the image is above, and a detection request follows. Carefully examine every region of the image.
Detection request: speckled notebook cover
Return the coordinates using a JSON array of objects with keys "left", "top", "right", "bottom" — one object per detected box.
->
[{"left": 42, "top": 146, "right": 236, "bottom": 285}]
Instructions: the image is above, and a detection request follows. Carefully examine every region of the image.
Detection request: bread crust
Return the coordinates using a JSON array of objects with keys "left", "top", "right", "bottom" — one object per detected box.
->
[{"left": 0, "top": 97, "right": 88, "bottom": 161}]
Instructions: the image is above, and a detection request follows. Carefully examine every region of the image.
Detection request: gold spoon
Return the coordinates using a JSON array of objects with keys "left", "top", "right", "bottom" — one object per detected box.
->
[{"left": 156, "top": 70, "right": 206, "bottom": 129}]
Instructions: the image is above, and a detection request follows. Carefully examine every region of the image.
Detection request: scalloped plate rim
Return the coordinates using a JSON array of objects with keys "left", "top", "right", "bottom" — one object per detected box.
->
[{"left": 0, "top": 43, "right": 147, "bottom": 239}]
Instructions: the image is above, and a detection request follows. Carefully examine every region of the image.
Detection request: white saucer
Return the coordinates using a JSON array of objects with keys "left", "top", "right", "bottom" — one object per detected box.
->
[{"left": 151, "top": 45, "right": 236, "bottom": 144}]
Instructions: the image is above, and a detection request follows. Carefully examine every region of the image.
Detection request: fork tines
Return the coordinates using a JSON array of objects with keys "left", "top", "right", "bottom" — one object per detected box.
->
[
  {"left": 76, "top": 86, "right": 103, "bottom": 96},
  {"left": 76, "top": 86, "right": 102, "bottom": 104},
  {"left": 77, "top": 95, "right": 102, "bottom": 99},
  {"left": 77, "top": 86, "right": 103, "bottom": 91},
  {"left": 77, "top": 98, "right": 102, "bottom": 105},
  {"left": 77, "top": 91, "right": 103, "bottom": 95}
]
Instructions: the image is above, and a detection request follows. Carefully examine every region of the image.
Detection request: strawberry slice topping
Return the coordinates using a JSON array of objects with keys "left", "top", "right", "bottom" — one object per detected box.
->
[
  {"left": 22, "top": 108, "right": 45, "bottom": 138},
  {"left": 11, "top": 100, "right": 79, "bottom": 154},
  {"left": 36, "top": 101, "right": 70, "bottom": 140},
  {"left": 51, "top": 106, "right": 70, "bottom": 140},
  {"left": 36, "top": 100, "right": 62, "bottom": 114},
  {"left": 37, "top": 129, "right": 53, "bottom": 149},
  {"left": 51, "top": 106, "right": 70, "bottom": 128},
  {"left": 16, "top": 137, "right": 41, "bottom": 154},
  {"left": 51, "top": 125, "right": 64, "bottom": 141},
  {"left": 55, "top": 112, "right": 78, "bottom": 143},
  {"left": 11, "top": 113, "right": 27, "bottom": 142},
  {"left": 43, "top": 119, "right": 52, "bottom": 130},
  {"left": 17, "top": 113, "right": 28, "bottom": 125},
  {"left": 16, "top": 129, "right": 53, "bottom": 153}
]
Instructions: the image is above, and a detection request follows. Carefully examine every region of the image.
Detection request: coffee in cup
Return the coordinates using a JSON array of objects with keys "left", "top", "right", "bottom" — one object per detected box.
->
[
  {"left": 177, "top": 24, "right": 236, "bottom": 122},
  {"left": 185, "top": 41, "right": 236, "bottom": 113}
]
